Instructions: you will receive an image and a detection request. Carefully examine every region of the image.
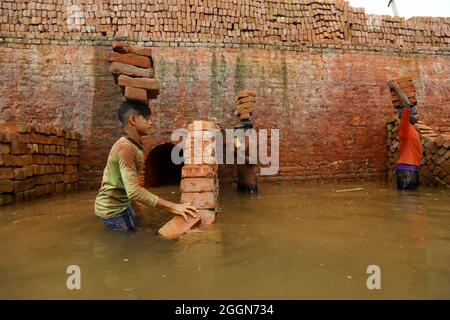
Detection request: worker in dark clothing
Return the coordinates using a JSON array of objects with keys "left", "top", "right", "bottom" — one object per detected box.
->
[{"left": 234, "top": 120, "right": 258, "bottom": 194}]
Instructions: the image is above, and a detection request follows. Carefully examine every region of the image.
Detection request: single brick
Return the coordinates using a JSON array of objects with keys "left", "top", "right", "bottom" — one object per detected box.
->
[{"left": 158, "top": 215, "right": 201, "bottom": 240}]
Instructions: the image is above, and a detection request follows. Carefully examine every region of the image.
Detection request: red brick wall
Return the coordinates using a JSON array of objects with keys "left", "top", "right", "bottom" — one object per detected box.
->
[
  {"left": 1, "top": 1, "right": 449, "bottom": 189},
  {"left": 1, "top": 44, "right": 449, "bottom": 188}
]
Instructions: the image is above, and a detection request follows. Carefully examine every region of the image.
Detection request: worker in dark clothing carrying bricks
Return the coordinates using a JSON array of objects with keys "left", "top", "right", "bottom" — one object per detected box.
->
[
  {"left": 233, "top": 89, "right": 259, "bottom": 194},
  {"left": 234, "top": 119, "right": 258, "bottom": 194}
]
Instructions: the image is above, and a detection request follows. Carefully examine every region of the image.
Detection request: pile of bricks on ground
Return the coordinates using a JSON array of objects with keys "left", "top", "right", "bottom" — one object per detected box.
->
[
  {"left": 109, "top": 42, "right": 160, "bottom": 105},
  {"left": 159, "top": 120, "right": 220, "bottom": 240},
  {"left": 0, "top": 0, "right": 449, "bottom": 51},
  {"left": 0, "top": 122, "right": 80, "bottom": 206},
  {"left": 235, "top": 89, "right": 256, "bottom": 121},
  {"left": 390, "top": 76, "right": 417, "bottom": 108},
  {"left": 387, "top": 119, "right": 450, "bottom": 187}
]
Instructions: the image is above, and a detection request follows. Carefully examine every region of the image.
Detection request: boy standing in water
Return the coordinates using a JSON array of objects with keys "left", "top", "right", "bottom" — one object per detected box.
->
[
  {"left": 95, "top": 101, "right": 197, "bottom": 232},
  {"left": 388, "top": 80, "right": 422, "bottom": 190}
]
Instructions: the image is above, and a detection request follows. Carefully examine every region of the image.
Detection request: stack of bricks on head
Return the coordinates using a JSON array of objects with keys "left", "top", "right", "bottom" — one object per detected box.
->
[
  {"left": 235, "top": 90, "right": 256, "bottom": 121},
  {"left": 0, "top": 122, "right": 80, "bottom": 206},
  {"left": 109, "top": 42, "right": 160, "bottom": 105},
  {"left": 390, "top": 76, "right": 417, "bottom": 109},
  {"left": 159, "top": 120, "right": 220, "bottom": 240}
]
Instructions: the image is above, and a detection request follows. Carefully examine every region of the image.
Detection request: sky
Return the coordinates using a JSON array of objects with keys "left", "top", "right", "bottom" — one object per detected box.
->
[{"left": 348, "top": 0, "right": 450, "bottom": 19}]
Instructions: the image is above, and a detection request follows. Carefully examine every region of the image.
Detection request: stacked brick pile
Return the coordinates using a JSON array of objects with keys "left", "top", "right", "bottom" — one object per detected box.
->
[
  {"left": 159, "top": 120, "right": 220, "bottom": 240},
  {"left": 109, "top": 42, "right": 160, "bottom": 105},
  {"left": 0, "top": 1, "right": 449, "bottom": 52},
  {"left": 387, "top": 119, "right": 450, "bottom": 187},
  {"left": 0, "top": 122, "right": 80, "bottom": 206},
  {"left": 235, "top": 89, "right": 256, "bottom": 121},
  {"left": 181, "top": 120, "right": 220, "bottom": 220},
  {"left": 390, "top": 76, "right": 417, "bottom": 108}
]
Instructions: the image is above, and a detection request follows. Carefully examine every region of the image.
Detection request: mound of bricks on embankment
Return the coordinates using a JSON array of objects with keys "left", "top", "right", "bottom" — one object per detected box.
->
[
  {"left": 109, "top": 42, "right": 160, "bottom": 105},
  {"left": 387, "top": 119, "right": 450, "bottom": 187},
  {"left": 159, "top": 120, "right": 220, "bottom": 240},
  {"left": 0, "top": 122, "right": 80, "bottom": 206}
]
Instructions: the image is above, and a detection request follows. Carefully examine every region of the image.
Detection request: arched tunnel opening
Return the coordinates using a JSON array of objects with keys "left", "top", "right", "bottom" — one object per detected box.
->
[{"left": 145, "top": 143, "right": 183, "bottom": 187}]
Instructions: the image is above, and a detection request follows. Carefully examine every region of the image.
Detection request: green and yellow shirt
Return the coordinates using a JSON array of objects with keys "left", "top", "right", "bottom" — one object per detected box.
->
[{"left": 95, "top": 136, "right": 159, "bottom": 219}]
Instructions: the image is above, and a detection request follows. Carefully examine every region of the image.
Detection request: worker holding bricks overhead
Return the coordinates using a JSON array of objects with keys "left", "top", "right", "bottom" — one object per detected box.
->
[
  {"left": 388, "top": 79, "right": 422, "bottom": 191},
  {"left": 94, "top": 101, "right": 198, "bottom": 232},
  {"left": 234, "top": 90, "right": 258, "bottom": 194}
]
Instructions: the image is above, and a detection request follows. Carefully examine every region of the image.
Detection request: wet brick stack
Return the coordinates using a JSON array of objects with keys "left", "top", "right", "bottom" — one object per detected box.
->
[
  {"left": 235, "top": 89, "right": 256, "bottom": 121},
  {"left": 386, "top": 119, "right": 450, "bottom": 187},
  {"left": 390, "top": 76, "right": 417, "bottom": 109},
  {"left": 109, "top": 42, "right": 160, "bottom": 105},
  {"left": 180, "top": 120, "right": 220, "bottom": 221},
  {"left": 0, "top": 122, "right": 81, "bottom": 206},
  {"left": 159, "top": 120, "right": 220, "bottom": 240}
]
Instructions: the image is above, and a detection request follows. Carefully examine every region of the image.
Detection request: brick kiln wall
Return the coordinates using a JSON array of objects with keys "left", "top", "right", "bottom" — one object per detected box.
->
[
  {"left": 1, "top": 0, "right": 449, "bottom": 50},
  {"left": 1, "top": 1, "right": 449, "bottom": 189}
]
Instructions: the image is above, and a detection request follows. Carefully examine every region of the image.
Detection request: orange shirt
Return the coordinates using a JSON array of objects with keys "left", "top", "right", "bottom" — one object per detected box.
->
[{"left": 397, "top": 108, "right": 422, "bottom": 166}]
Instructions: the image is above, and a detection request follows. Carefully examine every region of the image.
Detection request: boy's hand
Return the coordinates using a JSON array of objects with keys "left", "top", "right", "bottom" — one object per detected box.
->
[{"left": 170, "top": 203, "right": 198, "bottom": 222}]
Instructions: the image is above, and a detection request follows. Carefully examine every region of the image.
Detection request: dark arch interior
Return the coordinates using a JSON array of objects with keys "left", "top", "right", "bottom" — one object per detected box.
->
[{"left": 145, "top": 143, "right": 183, "bottom": 187}]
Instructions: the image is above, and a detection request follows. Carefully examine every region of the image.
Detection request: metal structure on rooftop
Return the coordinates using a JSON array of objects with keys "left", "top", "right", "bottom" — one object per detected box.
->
[{"left": 388, "top": 0, "right": 400, "bottom": 17}]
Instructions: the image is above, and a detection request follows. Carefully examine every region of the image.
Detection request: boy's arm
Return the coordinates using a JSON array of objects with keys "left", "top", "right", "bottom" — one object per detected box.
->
[
  {"left": 246, "top": 134, "right": 258, "bottom": 164},
  {"left": 235, "top": 136, "right": 255, "bottom": 163},
  {"left": 118, "top": 146, "right": 198, "bottom": 221}
]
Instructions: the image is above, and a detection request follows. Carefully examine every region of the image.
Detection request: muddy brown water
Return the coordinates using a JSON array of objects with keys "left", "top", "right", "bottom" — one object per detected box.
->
[{"left": 0, "top": 182, "right": 449, "bottom": 299}]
